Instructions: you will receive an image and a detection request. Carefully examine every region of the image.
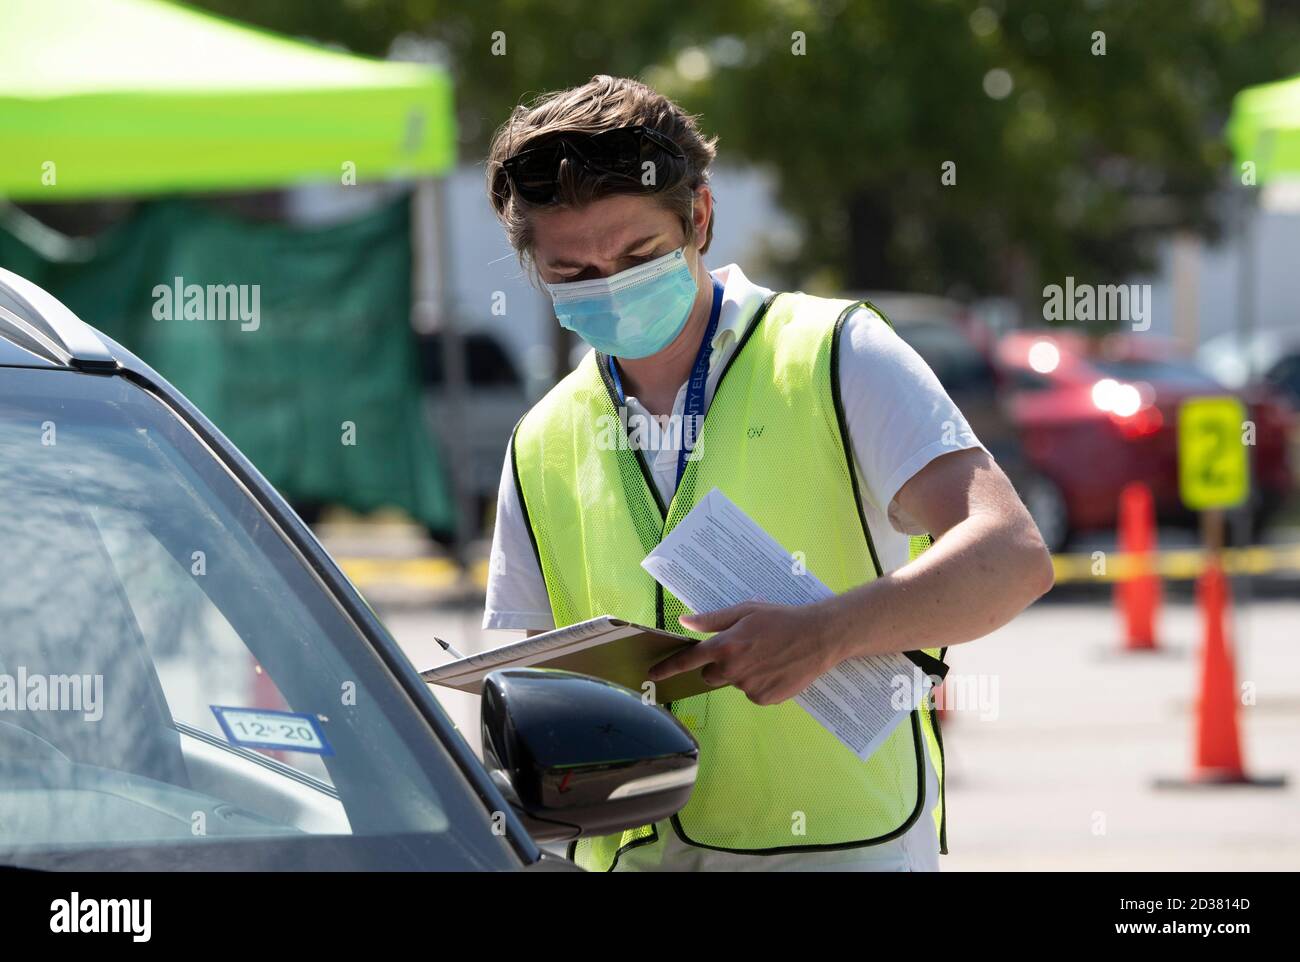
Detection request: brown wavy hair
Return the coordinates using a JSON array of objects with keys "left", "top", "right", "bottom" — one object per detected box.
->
[{"left": 486, "top": 75, "right": 717, "bottom": 266}]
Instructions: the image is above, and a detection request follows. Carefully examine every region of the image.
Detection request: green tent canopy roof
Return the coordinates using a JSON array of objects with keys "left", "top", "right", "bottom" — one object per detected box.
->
[
  {"left": 1227, "top": 72, "right": 1300, "bottom": 184},
  {"left": 0, "top": 0, "right": 456, "bottom": 199}
]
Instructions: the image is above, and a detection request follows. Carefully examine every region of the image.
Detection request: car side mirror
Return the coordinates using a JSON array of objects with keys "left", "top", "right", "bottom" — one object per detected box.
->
[{"left": 480, "top": 668, "right": 698, "bottom": 845}]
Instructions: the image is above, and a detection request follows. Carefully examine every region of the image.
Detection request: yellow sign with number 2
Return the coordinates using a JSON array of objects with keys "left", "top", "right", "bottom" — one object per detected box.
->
[{"left": 1178, "top": 396, "right": 1250, "bottom": 511}]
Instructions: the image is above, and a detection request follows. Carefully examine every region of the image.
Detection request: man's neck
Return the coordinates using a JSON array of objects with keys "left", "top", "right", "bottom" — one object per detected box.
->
[{"left": 615, "top": 278, "right": 714, "bottom": 417}]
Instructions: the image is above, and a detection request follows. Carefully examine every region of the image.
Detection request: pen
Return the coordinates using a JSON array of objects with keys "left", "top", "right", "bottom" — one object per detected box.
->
[{"left": 434, "top": 636, "right": 467, "bottom": 660}]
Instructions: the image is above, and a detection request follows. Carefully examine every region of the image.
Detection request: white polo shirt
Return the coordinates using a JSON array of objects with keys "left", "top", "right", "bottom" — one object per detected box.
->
[{"left": 483, "top": 263, "right": 983, "bottom": 871}]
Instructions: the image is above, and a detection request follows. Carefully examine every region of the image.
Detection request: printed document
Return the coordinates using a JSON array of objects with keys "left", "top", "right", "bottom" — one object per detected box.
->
[{"left": 641, "top": 487, "right": 932, "bottom": 760}]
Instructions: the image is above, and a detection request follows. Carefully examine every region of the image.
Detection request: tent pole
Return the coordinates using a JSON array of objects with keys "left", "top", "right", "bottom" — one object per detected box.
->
[
  {"left": 1237, "top": 186, "right": 1257, "bottom": 384},
  {"left": 412, "top": 176, "right": 473, "bottom": 572},
  {"left": 1229, "top": 176, "right": 1260, "bottom": 557}
]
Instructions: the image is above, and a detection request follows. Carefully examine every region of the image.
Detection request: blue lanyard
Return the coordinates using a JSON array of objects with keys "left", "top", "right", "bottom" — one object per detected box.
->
[{"left": 609, "top": 277, "right": 724, "bottom": 489}]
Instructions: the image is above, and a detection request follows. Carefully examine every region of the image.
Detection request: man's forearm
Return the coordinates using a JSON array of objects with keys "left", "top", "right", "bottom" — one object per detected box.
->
[{"left": 822, "top": 513, "right": 1054, "bottom": 664}]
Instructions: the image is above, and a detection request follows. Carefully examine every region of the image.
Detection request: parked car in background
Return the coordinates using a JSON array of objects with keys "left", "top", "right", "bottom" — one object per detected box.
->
[
  {"left": 1198, "top": 330, "right": 1300, "bottom": 485},
  {"left": 1196, "top": 330, "right": 1300, "bottom": 400},
  {"left": 418, "top": 329, "right": 530, "bottom": 534},
  {"left": 1262, "top": 346, "right": 1300, "bottom": 409},
  {"left": 0, "top": 267, "right": 696, "bottom": 871},
  {"left": 997, "top": 330, "right": 1293, "bottom": 546},
  {"left": 857, "top": 294, "right": 1070, "bottom": 550}
]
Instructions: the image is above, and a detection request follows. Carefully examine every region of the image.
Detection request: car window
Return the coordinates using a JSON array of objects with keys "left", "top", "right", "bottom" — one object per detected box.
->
[
  {"left": 89, "top": 506, "right": 334, "bottom": 785},
  {"left": 421, "top": 332, "right": 522, "bottom": 389},
  {"left": 1266, "top": 354, "right": 1300, "bottom": 404},
  {"left": 0, "top": 368, "right": 516, "bottom": 870}
]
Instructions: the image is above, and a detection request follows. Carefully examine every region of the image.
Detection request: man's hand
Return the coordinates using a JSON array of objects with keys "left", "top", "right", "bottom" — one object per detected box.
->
[
  {"left": 646, "top": 600, "right": 844, "bottom": 706},
  {"left": 645, "top": 449, "right": 1054, "bottom": 707}
]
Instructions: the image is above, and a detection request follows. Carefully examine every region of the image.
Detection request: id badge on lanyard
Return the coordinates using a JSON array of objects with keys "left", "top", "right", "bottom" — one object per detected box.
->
[{"left": 608, "top": 277, "right": 725, "bottom": 491}]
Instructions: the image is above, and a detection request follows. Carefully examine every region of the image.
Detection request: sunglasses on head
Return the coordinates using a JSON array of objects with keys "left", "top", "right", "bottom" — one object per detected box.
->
[{"left": 498, "top": 124, "right": 689, "bottom": 206}]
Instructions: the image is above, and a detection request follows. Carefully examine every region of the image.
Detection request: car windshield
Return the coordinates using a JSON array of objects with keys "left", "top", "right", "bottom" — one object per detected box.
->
[{"left": 0, "top": 367, "right": 516, "bottom": 870}]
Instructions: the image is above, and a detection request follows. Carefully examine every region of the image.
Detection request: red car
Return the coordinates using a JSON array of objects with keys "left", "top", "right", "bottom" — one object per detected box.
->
[{"left": 995, "top": 330, "right": 1293, "bottom": 550}]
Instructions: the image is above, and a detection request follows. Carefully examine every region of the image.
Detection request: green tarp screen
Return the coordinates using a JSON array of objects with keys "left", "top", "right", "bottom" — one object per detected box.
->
[{"left": 0, "top": 198, "right": 453, "bottom": 531}]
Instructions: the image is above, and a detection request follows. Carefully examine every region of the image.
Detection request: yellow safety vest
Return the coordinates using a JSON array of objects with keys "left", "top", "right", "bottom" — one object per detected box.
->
[{"left": 511, "top": 291, "right": 946, "bottom": 871}]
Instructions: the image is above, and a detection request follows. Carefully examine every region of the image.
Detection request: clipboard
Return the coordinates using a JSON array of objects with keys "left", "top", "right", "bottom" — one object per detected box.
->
[{"left": 420, "top": 615, "right": 716, "bottom": 703}]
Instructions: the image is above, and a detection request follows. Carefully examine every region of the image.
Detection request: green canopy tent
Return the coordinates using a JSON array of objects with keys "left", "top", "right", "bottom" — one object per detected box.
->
[
  {"left": 0, "top": 0, "right": 475, "bottom": 556},
  {"left": 0, "top": 0, "right": 454, "bottom": 196},
  {"left": 1227, "top": 72, "right": 1300, "bottom": 185},
  {"left": 1225, "top": 72, "right": 1300, "bottom": 382}
]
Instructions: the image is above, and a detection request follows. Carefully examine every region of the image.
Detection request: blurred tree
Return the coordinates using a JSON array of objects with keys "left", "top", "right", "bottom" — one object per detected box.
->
[{"left": 194, "top": 0, "right": 1300, "bottom": 304}]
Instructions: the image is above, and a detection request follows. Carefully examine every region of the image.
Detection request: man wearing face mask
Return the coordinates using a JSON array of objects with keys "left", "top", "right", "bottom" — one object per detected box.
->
[{"left": 483, "top": 75, "right": 1054, "bottom": 872}]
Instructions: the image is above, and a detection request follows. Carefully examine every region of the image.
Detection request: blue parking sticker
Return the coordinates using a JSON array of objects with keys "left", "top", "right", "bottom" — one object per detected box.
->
[{"left": 211, "top": 706, "right": 334, "bottom": 756}]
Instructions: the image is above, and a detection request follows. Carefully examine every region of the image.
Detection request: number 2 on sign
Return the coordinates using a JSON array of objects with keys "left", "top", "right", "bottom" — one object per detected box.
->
[{"left": 1178, "top": 397, "right": 1248, "bottom": 511}]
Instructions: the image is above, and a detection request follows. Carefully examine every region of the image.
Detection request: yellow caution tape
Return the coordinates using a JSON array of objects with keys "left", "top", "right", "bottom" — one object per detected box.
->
[
  {"left": 337, "top": 545, "right": 1300, "bottom": 592},
  {"left": 338, "top": 556, "right": 490, "bottom": 590},
  {"left": 1050, "top": 544, "right": 1300, "bottom": 584}
]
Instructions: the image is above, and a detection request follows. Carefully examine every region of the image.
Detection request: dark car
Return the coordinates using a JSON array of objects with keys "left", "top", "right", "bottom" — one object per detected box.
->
[
  {"left": 418, "top": 328, "right": 530, "bottom": 530},
  {"left": 0, "top": 267, "right": 696, "bottom": 871},
  {"left": 1198, "top": 330, "right": 1300, "bottom": 489}
]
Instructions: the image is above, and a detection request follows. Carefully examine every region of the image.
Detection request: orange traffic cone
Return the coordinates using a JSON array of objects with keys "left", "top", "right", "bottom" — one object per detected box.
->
[
  {"left": 1155, "top": 558, "right": 1285, "bottom": 789},
  {"left": 1115, "top": 482, "right": 1161, "bottom": 651},
  {"left": 1192, "top": 562, "right": 1244, "bottom": 779}
]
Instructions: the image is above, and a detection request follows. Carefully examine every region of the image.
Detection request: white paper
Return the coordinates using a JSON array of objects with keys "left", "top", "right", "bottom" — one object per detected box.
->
[{"left": 642, "top": 487, "right": 931, "bottom": 760}]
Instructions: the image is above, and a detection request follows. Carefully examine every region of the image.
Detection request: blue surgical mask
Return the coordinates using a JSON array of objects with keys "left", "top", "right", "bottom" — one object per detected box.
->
[{"left": 545, "top": 247, "right": 699, "bottom": 359}]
